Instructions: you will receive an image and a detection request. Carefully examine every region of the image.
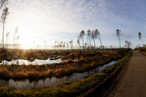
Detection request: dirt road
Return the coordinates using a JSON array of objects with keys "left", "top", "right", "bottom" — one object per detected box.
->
[{"left": 107, "top": 51, "right": 146, "bottom": 97}]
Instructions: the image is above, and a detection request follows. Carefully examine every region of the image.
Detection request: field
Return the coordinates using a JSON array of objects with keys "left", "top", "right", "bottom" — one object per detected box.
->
[
  {"left": 0, "top": 48, "right": 132, "bottom": 97},
  {"left": 0, "top": 49, "right": 130, "bottom": 80}
]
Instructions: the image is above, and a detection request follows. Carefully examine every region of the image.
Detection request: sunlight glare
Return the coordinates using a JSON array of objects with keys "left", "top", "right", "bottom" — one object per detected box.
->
[{"left": 18, "top": 28, "right": 34, "bottom": 49}]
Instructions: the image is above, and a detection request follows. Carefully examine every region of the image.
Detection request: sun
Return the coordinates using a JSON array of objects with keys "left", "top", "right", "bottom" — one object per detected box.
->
[{"left": 18, "top": 29, "right": 34, "bottom": 49}]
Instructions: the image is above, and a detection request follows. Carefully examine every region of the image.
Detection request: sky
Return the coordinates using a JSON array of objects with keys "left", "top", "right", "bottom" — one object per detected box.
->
[{"left": 0, "top": 0, "right": 146, "bottom": 49}]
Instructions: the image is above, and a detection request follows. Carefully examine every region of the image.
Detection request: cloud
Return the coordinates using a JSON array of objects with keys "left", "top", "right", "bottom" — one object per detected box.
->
[
  {"left": 6, "top": 1, "right": 108, "bottom": 33},
  {"left": 5, "top": 0, "right": 104, "bottom": 39},
  {"left": 2, "top": 0, "right": 145, "bottom": 48}
]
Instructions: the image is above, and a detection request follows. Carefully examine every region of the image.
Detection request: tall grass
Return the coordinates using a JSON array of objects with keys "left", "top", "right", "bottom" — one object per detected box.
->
[{"left": 0, "top": 50, "right": 132, "bottom": 97}]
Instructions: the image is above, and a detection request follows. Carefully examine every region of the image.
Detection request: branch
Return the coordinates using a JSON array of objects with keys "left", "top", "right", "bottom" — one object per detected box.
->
[{"left": 0, "top": 0, "right": 8, "bottom": 10}]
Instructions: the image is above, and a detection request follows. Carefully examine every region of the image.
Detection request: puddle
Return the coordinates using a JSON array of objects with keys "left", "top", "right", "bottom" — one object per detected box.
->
[
  {"left": 0, "top": 58, "right": 63, "bottom": 65},
  {"left": 0, "top": 61, "right": 118, "bottom": 89}
]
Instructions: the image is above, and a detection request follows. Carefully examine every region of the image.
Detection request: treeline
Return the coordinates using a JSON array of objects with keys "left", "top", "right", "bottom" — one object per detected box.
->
[{"left": 77, "top": 29, "right": 102, "bottom": 50}]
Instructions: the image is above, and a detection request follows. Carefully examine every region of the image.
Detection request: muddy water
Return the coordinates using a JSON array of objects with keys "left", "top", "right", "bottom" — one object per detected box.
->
[{"left": 0, "top": 61, "right": 117, "bottom": 89}]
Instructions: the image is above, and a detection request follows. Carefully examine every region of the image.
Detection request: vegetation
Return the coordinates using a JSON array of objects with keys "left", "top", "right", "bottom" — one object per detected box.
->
[
  {"left": 138, "top": 32, "right": 144, "bottom": 47},
  {"left": 0, "top": 0, "right": 9, "bottom": 50},
  {"left": 0, "top": 1, "right": 141, "bottom": 96},
  {"left": 135, "top": 32, "right": 145, "bottom": 54},
  {"left": 79, "top": 30, "right": 85, "bottom": 49},
  {"left": 0, "top": 49, "right": 131, "bottom": 80},
  {"left": 77, "top": 29, "right": 103, "bottom": 50},
  {"left": 87, "top": 29, "right": 91, "bottom": 49},
  {"left": 116, "top": 29, "right": 122, "bottom": 48},
  {"left": 95, "top": 29, "right": 102, "bottom": 47},
  {"left": 135, "top": 47, "right": 146, "bottom": 55},
  {"left": 1, "top": 7, "right": 9, "bottom": 49},
  {"left": 0, "top": 50, "right": 132, "bottom": 97},
  {"left": 125, "top": 40, "right": 132, "bottom": 48},
  {"left": 91, "top": 30, "right": 96, "bottom": 49},
  {"left": 0, "top": 0, "right": 8, "bottom": 10}
]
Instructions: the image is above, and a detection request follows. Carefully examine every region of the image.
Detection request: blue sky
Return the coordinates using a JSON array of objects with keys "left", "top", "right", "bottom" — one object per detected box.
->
[{"left": 1, "top": 0, "right": 146, "bottom": 49}]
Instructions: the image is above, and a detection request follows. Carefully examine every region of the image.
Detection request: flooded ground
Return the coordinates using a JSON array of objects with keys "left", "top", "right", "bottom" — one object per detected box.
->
[
  {"left": 0, "top": 58, "right": 63, "bottom": 65},
  {"left": 0, "top": 61, "right": 117, "bottom": 89}
]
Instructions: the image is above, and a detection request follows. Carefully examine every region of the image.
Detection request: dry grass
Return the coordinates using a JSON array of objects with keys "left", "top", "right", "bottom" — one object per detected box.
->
[
  {"left": 0, "top": 68, "right": 10, "bottom": 79},
  {"left": 55, "top": 83, "right": 63, "bottom": 87},
  {"left": 0, "top": 50, "right": 132, "bottom": 97},
  {"left": 0, "top": 49, "right": 131, "bottom": 80},
  {"left": 12, "top": 72, "right": 27, "bottom": 80}
]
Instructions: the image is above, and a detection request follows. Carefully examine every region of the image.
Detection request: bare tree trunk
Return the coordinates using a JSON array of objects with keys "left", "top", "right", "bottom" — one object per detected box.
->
[
  {"left": 82, "top": 37, "right": 84, "bottom": 49},
  {"left": 141, "top": 39, "right": 144, "bottom": 47},
  {"left": 98, "top": 35, "right": 102, "bottom": 46},
  {"left": 119, "top": 37, "right": 121, "bottom": 48},
  {"left": 2, "top": 22, "right": 5, "bottom": 50},
  {"left": 89, "top": 37, "right": 91, "bottom": 48},
  {"left": 0, "top": 1, "right": 5, "bottom": 9},
  {"left": 93, "top": 38, "right": 95, "bottom": 49},
  {"left": 87, "top": 37, "right": 89, "bottom": 51}
]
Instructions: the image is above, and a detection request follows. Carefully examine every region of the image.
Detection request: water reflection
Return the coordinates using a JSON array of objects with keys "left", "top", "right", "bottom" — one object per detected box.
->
[
  {"left": 0, "top": 58, "right": 62, "bottom": 65},
  {"left": 0, "top": 61, "right": 117, "bottom": 89}
]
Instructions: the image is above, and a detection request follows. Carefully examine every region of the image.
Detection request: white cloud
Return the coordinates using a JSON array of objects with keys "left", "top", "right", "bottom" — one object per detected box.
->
[{"left": 1, "top": 0, "right": 145, "bottom": 48}]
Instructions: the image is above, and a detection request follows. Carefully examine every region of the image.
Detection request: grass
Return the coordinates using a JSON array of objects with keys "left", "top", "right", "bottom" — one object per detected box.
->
[
  {"left": 0, "top": 68, "right": 10, "bottom": 79},
  {"left": 0, "top": 72, "right": 106, "bottom": 97},
  {"left": 0, "top": 49, "right": 131, "bottom": 80},
  {"left": 0, "top": 50, "right": 132, "bottom": 97}
]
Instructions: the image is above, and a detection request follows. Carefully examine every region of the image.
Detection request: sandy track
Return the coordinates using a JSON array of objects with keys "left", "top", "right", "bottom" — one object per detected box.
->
[{"left": 107, "top": 51, "right": 146, "bottom": 97}]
